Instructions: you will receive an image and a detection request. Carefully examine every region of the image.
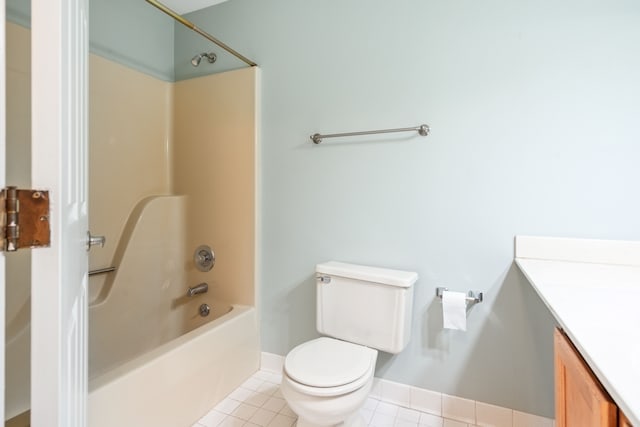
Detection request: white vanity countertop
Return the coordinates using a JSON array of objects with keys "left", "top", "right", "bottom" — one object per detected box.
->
[{"left": 515, "top": 236, "right": 640, "bottom": 426}]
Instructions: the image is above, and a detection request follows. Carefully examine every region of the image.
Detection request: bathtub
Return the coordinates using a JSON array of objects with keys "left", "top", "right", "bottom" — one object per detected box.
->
[
  {"left": 88, "top": 304, "right": 260, "bottom": 427},
  {"left": 88, "top": 196, "right": 259, "bottom": 426}
]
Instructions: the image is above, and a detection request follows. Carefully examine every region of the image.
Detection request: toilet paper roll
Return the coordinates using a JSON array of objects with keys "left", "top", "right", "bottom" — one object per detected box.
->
[{"left": 442, "top": 290, "right": 467, "bottom": 331}]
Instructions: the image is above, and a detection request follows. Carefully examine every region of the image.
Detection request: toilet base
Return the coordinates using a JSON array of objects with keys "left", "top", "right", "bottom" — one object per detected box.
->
[{"left": 295, "top": 411, "right": 367, "bottom": 427}]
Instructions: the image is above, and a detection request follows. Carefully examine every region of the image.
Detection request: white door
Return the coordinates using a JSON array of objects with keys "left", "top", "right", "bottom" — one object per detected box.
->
[
  {"left": 30, "top": 0, "right": 89, "bottom": 425},
  {"left": 1, "top": 0, "right": 7, "bottom": 422}
]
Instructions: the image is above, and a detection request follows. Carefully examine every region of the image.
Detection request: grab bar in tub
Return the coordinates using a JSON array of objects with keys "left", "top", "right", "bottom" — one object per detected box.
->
[{"left": 89, "top": 266, "right": 116, "bottom": 277}]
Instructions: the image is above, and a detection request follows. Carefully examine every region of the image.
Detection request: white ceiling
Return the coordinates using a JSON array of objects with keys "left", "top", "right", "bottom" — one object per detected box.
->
[{"left": 161, "top": 0, "right": 229, "bottom": 15}]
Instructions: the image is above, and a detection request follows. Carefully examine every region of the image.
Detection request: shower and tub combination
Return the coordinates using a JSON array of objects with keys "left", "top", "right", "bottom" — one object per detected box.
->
[
  {"left": 5, "top": 1, "right": 259, "bottom": 424},
  {"left": 88, "top": 195, "right": 259, "bottom": 426},
  {"left": 86, "top": 3, "right": 260, "bottom": 421}
]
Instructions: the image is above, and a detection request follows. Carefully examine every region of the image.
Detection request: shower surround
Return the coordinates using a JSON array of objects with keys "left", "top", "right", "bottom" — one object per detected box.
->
[
  {"left": 87, "top": 55, "right": 259, "bottom": 425},
  {"left": 5, "top": 21, "right": 260, "bottom": 424}
]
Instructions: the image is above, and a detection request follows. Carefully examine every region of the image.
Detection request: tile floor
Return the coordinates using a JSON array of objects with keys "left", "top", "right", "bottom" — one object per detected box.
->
[{"left": 192, "top": 369, "right": 481, "bottom": 427}]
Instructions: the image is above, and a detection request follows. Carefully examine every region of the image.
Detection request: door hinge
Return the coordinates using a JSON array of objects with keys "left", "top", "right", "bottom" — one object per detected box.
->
[{"left": 1, "top": 186, "right": 51, "bottom": 252}]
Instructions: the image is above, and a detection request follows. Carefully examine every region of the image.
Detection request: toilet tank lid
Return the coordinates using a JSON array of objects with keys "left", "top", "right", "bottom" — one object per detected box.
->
[{"left": 316, "top": 261, "right": 418, "bottom": 288}]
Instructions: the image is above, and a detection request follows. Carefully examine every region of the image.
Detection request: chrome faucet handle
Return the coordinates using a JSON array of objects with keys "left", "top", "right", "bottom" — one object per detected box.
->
[{"left": 194, "top": 245, "right": 215, "bottom": 272}]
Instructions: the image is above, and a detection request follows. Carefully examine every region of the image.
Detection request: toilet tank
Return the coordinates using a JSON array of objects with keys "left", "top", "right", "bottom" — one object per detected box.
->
[{"left": 316, "top": 261, "right": 418, "bottom": 354}]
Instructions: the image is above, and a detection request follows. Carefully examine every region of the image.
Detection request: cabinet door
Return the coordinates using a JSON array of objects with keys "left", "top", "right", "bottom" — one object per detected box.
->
[
  {"left": 555, "top": 328, "right": 617, "bottom": 427},
  {"left": 618, "top": 411, "right": 633, "bottom": 427}
]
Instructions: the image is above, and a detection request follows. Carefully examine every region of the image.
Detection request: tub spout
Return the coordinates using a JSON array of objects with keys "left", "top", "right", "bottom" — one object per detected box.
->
[{"left": 187, "top": 282, "right": 208, "bottom": 297}]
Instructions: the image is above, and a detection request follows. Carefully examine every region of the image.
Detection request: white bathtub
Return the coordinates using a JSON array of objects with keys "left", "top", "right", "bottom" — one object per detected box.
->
[{"left": 88, "top": 304, "right": 260, "bottom": 427}]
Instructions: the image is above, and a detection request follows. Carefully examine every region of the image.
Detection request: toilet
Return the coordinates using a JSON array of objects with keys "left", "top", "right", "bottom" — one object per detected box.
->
[{"left": 281, "top": 261, "right": 418, "bottom": 427}]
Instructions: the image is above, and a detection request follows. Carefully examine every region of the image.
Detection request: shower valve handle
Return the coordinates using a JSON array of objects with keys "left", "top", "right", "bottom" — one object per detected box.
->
[{"left": 194, "top": 245, "right": 215, "bottom": 272}]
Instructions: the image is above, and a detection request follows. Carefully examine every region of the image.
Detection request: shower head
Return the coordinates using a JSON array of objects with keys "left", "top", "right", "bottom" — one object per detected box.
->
[{"left": 191, "top": 52, "right": 217, "bottom": 67}]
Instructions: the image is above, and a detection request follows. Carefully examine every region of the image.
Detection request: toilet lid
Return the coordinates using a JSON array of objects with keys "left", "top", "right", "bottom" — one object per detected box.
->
[{"left": 284, "top": 337, "right": 376, "bottom": 388}]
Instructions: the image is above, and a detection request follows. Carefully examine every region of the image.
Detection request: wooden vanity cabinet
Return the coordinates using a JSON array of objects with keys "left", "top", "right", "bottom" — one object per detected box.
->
[
  {"left": 619, "top": 412, "right": 633, "bottom": 427},
  {"left": 554, "top": 328, "right": 618, "bottom": 427}
]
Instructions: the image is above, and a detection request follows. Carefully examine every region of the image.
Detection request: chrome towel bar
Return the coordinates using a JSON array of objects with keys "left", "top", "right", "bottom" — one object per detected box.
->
[
  {"left": 310, "top": 124, "right": 430, "bottom": 144},
  {"left": 436, "top": 287, "right": 483, "bottom": 305},
  {"left": 89, "top": 266, "right": 116, "bottom": 277}
]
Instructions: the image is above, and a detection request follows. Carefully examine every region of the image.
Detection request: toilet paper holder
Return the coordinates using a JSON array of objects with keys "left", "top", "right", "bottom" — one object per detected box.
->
[{"left": 436, "top": 287, "right": 483, "bottom": 305}]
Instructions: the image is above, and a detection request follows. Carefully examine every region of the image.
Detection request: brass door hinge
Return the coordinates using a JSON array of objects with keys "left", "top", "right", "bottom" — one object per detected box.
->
[{"left": 1, "top": 186, "right": 51, "bottom": 252}]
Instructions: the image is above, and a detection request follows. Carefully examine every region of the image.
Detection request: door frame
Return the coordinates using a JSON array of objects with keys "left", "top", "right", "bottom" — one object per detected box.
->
[
  {"left": 31, "top": 0, "right": 89, "bottom": 425},
  {"left": 1, "top": 1, "right": 88, "bottom": 423}
]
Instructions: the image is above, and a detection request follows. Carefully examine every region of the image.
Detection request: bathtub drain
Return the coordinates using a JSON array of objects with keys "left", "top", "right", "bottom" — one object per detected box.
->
[{"left": 199, "top": 303, "right": 211, "bottom": 317}]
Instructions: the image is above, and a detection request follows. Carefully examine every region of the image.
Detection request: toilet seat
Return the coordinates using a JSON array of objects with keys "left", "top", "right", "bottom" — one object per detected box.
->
[{"left": 284, "top": 337, "right": 377, "bottom": 397}]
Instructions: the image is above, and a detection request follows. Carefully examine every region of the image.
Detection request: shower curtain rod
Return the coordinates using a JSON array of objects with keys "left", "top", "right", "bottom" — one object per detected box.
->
[{"left": 145, "top": 0, "right": 257, "bottom": 67}]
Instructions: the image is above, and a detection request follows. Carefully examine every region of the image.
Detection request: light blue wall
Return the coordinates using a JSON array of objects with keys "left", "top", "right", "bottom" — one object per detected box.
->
[
  {"left": 89, "top": 0, "right": 175, "bottom": 81},
  {"left": 6, "top": 0, "right": 29, "bottom": 27},
  {"left": 6, "top": 0, "right": 175, "bottom": 81},
  {"left": 178, "top": 0, "right": 640, "bottom": 418},
  {"left": 174, "top": 4, "right": 254, "bottom": 80}
]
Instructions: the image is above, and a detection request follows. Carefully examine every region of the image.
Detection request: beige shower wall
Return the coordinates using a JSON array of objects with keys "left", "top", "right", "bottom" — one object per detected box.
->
[
  {"left": 90, "top": 60, "right": 257, "bottom": 307},
  {"left": 88, "top": 55, "right": 173, "bottom": 301},
  {"left": 173, "top": 67, "right": 257, "bottom": 307}
]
